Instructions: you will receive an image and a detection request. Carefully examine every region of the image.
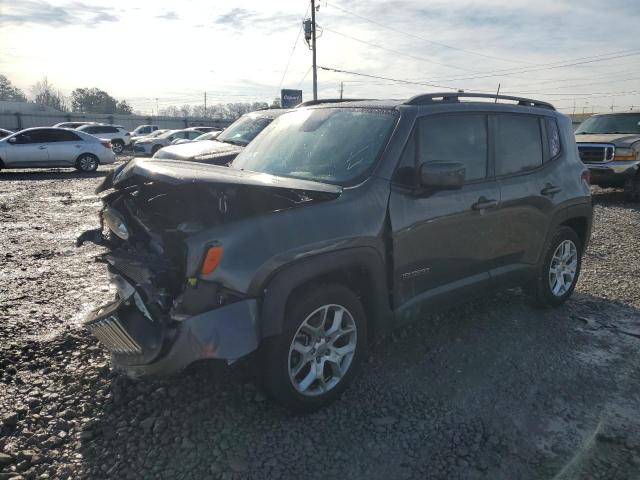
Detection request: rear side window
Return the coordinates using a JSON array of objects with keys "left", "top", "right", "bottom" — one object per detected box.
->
[
  {"left": 418, "top": 114, "right": 488, "bottom": 182},
  {"left": 50, "top": 130, "right": 82, "bottom": 142},
  {"left": 546, "top": 118, "right": 561, "bottom": 160},
  {"left": 83, "top": 126, "right": 98, "bottom": 134},
  {"left": 494, "top": 115, "right": 543, "bottom": 176}
]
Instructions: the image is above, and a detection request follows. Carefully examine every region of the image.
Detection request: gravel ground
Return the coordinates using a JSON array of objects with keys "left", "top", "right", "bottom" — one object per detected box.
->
[{"left": 1, "top": 161, "right": 640, "bottom": 480}]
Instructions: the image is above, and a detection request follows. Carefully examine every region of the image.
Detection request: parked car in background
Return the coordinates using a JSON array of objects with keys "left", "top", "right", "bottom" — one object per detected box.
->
[
  {"left": 132, "top": 129, "right": 203, "bottom": 156},
  {"left": 0, "top": 127, "right": 115, "bottom": 172},
  {"left": 186, "top": 126, "right": 222, "bottom": 133},
  {"left": 79, "top": 94, "right": 592, "bottom": 411},
  {"left": 77, "top": 124, "right": 131, "bottom": 154},
  {"left": 53, "top": 121, "right": 98, "bottom": 129},
  {"left": 130, "top": 129, "right": 169, "bottom": 145},
  {"left": 172, "top": 131, "right": 221, "bottom": 145},
  {"left": 131, "top": 125, "right": 159, "bottom": 137},
  {"left": 0, "top": 128, "right": 14, "bottom": 139},
  {"left": 154, "top": 109, "right": 287, "bottom": 164},
  {"left": 575, "top": 112, "right": 640, "bottom": 200}
]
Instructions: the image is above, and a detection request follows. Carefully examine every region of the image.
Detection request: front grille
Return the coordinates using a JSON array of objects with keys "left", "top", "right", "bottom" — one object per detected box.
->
[
  {"left": 87, "top": 316, "right": 142, "bottom": 354},
  {"left": 577, "top": 143, "right": 615, "bottom": 163}
]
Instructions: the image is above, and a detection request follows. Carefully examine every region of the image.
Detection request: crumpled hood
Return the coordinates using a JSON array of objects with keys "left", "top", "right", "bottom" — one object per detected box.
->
[
  {"left": 575, "top": 133, "right": 640, "bottom": 148},
  {"left": 154, "top": 139, "right": 243, "bottom": 162},
  {"left": 97, "top": 158, "right": 342, "bottom": 196}
]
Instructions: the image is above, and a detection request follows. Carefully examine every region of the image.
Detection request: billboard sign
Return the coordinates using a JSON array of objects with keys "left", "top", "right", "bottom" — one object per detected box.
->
[{"left": 281, "top": 89, "right": 303, "bottom": 108}]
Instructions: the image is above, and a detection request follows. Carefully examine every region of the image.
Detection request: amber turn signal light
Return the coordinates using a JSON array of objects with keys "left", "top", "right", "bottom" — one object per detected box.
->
[{"left": 201, "top": 246, "right": 223, "bottom": 275}]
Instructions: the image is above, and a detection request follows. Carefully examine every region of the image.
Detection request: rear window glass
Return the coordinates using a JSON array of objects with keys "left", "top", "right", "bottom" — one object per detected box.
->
[
  {"left": 494, "top": 115, "right": 543, "bottom": 176},
  {"left": 546, "top": 118, "right": 561, "bottom": 160}
]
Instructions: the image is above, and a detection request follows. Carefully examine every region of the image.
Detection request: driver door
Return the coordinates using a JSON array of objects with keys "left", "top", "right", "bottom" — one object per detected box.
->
[
  {"left": 389, "top": 113, "right": 501, "bottom": 318},
  {"left": 4, "top": 129, "right": 50, "bottom": 166}
]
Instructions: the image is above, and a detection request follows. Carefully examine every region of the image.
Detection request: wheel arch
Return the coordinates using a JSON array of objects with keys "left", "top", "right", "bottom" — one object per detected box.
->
[{"left": 259, "top": 248, "right": 393, "bottom": 343}]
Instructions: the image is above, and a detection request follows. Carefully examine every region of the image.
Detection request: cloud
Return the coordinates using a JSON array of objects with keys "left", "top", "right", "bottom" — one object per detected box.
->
[
  {"left": 156, "top": 11, "right": 179, "bottom": 21},
  {"left": 0, "top": 0, "right": 119, "bottom": 27},
  {"left": 213, "top": 8, "right": 300, "bottom": 30},
  {"left": 214, "top": 8, "right": 257, "bottom": 28}
]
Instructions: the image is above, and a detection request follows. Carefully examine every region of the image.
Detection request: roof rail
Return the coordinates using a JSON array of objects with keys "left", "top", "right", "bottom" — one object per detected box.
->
[
  {"left": 404, "top": 92, "right": 555, "bottom": 111},
  {"left": 295, "top": 98, "right": 372, "bottom": 107}
]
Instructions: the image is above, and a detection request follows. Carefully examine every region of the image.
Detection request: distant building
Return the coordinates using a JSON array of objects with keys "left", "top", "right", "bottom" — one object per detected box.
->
[{"left": 0, "top": 101, "right": 62, "bottom": 114}]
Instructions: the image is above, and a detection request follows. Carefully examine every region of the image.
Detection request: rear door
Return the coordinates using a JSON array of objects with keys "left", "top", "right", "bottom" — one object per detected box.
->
[
  {"left": 490, "top": 114, "right": 558, "bottom": 286},
  {"left": 45, "top": 129, "right": 85, "bottom": 165},
  {"left": 389, "top": 113, "right": 501, "bottom": 315},
  {"left": 3, "top": 129, "right": 50, "bottom": 166}
]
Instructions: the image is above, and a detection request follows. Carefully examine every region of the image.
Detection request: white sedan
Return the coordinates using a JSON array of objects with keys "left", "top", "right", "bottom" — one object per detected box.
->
[{"left": 0, "top": 127, "right": 116, "bottom": 172}]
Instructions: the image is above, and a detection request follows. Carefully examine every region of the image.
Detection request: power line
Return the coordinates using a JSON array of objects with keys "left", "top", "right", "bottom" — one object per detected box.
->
[
  {"left": 419, "top": 49, "right": 640, "bottom": 83},
  {"left": 324, "top": 0, "right": 532, "bottom": 66},
  {"left": 323, "top": 26, "right": 471, "bottom": 72},
  {"left": 318, "top": 65, "right": 457, "bottom": 89},
  {"left": 277, "top": 4, "right": 310, "bottom": 93}
]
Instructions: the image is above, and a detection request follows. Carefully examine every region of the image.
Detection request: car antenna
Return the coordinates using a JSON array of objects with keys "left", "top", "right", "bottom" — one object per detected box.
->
[{"left": 495, "top": 83, "right": 501, "bottom": 103}]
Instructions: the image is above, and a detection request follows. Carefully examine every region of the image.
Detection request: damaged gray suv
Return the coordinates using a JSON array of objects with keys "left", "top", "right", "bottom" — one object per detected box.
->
[{"left": 79, "top": 94, "right": 593, "bottom": 412}]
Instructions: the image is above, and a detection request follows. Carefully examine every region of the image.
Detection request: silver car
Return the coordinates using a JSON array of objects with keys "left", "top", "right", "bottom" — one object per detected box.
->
[
  {"left": 132, "top": 129, "right": 204, "bottom": 156},
  {"left": 0, "top": 127, "right": 116, "bottom": 172}
]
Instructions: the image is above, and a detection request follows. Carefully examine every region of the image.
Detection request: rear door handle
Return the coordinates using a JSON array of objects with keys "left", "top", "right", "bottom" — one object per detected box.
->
[
  {"left": 472, "top": 197, "right": 498, "bottom": 210},
  {"left": 38, "top": 146, "right": 47, "bottom": 150},
  {"left": 541, "top": 184, "right": 562, "bottom": 196}
]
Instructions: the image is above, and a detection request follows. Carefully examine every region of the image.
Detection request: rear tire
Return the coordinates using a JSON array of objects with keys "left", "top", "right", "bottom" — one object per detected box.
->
[
  {"left": 526, "top": 226, "right": 582, "bottom": 307},
  {"left": 151, "top": 144, "right": 162, "bottom": 156},
  {"left": 111, "top": 140, "right": 124, "bottom": 154},
  {"left": 623, "top": 173, "right": 640, "bottom": 201},
  {"left": 75, "top": 154, "right": 99, "bottom": 173},
  {"left": 260, "top": 284, "right": 367, "bottom": 413}
]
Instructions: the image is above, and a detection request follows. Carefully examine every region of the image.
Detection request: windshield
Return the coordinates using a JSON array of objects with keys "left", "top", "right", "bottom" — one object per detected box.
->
[
  {"left": 576, "top": 114, "right": 640, "bottom": 134},
  {"left": 194, "top": 131, "right": 218, "bottom": 141},
  {"left": 232, "top": 108, "right": 398, "bottom": 185},
  {"left": 158, "top": 130, "right": 180, "bottom": 139},
  {"left": 147, "top": 130, "right": 167, "bottom": 138},
  {"left": 217, "top": 114, "right": 273, "bottom": 146}
]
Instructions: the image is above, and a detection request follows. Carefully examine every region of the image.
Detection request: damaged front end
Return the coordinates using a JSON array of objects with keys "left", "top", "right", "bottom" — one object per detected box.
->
[{"left": 78, "top": 159, "right": 340, "bottom": 377}]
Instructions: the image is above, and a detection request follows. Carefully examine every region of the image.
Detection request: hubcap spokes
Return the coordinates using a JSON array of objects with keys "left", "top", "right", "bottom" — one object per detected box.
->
[
  {"left": 548, "top": 240, "right": 578, "bottom": 296},
  {"left": 288, "top": 304, "right": 357, "bottom": 397}
]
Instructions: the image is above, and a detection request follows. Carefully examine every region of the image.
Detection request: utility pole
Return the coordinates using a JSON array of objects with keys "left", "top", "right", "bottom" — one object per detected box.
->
[
  {"left": 311, "top": 0, "right": 318, "bottom": 100},
  {"left": 339, "top": 82, "right": 344, "bottom": 99},
  {"left": 204, "top": 92, "right": 207, "bottom": 117},
  {"left": 155, "top": 98, "right": 159, "bottom": 116}
]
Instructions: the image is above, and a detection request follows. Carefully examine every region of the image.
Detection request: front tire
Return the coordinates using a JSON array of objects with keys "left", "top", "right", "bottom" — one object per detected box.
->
[
  {"left": 151, "top": 144, "right": 163, "bottom": 156},
  {"left": 527, "top": 226, "right": 582, "bottom": 307},
  {"left": 75, "top": 154, "right": 99, "bottom": 173},
  {"left": 260, "top": 284, "right": 367, "bottom": 413}
]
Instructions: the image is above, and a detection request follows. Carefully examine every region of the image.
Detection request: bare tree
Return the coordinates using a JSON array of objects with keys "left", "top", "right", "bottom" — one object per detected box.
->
[{"left": 31, "top": 77, "right": 67, "bottom": 111}]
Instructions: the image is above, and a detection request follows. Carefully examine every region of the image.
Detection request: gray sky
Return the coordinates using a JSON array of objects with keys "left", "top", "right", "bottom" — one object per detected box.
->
[{"left": 1, "top": 0, "right": 639, "bottom": 114}]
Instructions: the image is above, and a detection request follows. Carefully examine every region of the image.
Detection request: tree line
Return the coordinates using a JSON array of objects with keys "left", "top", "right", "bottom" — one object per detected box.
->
[
  {"left": 0, "top": 75, "right": 133, "bottom": 114},
  {"left": 0, "top": 75, "right": 279, "bottom": 120}
]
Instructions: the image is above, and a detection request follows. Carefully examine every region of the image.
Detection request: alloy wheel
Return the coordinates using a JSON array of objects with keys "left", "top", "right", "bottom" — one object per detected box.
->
[
  {"left": 548, "top": 239, "right": 578, "bottom": 296},
  {"left": 79, "top": 155, "right": 97, "bottom": 172},
  {"left": 288, "top": 304, "right": 357, "bottom": 397}
]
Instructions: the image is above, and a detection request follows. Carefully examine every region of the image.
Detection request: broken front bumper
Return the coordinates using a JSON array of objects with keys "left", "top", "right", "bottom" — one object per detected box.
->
[{"left": 85, "top": 287, "right": 260, "bottom": 378}]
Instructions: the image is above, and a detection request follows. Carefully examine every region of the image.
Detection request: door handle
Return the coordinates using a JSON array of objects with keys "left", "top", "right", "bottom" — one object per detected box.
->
[
  {"left": 541, "top": 184, "right": 562, "bottom": 196},
  {"left": 38, "top": 146, "right": 47, "bottom": 150},
  {"left": 472, "top": 197, "right": 498, "bottom": 210}
]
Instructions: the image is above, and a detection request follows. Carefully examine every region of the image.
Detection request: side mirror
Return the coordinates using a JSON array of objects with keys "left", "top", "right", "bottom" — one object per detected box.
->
[
  {"left": 419, "top": 162, "right": 465, "bottom": 190},
  {"left": 8, "top": 137, "right": 16, "bottom": 144}
]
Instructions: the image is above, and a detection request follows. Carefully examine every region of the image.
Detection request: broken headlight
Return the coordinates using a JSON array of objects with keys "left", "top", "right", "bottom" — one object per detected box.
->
[{"left": 103, "top": 208, "right": 130, "bottom": 240}]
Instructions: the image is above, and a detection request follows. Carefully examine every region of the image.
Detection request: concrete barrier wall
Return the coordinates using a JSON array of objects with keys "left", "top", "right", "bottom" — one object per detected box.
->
[{"left": 0, "top": 112, "right": 233, "bottom": 132}]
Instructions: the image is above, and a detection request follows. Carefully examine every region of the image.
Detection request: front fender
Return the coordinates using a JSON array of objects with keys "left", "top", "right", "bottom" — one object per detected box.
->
[{"left": 258, "top": 247, "right": 393, "bottom": 340}]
